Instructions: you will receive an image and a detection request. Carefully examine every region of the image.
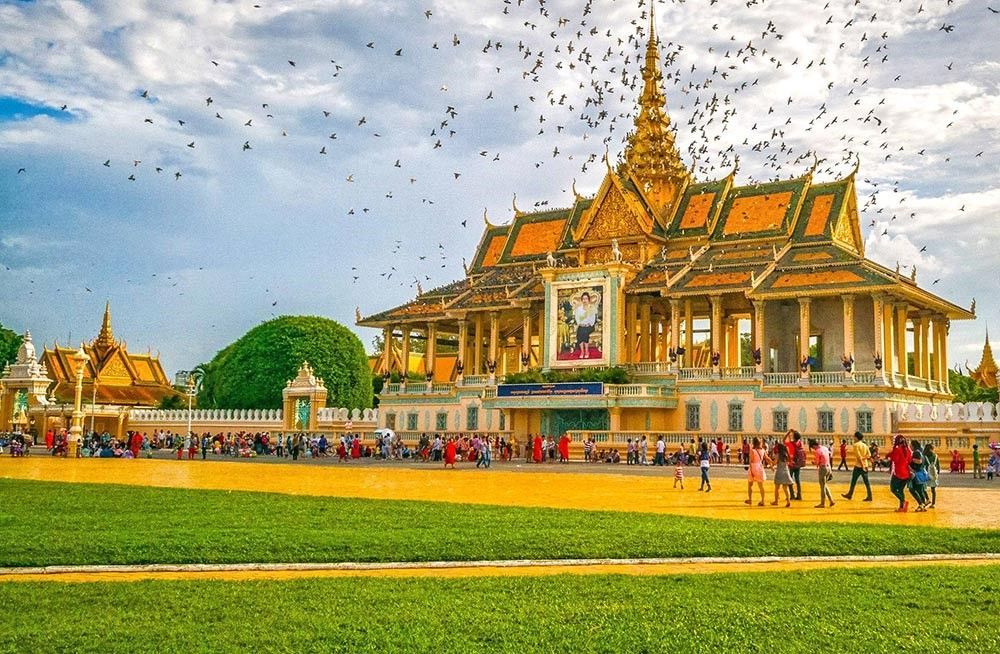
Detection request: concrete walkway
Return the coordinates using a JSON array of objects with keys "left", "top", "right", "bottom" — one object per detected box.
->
[
  {"left": 2, "top": 457, "right": 997, "bottom": 528},
  {"left": 2, "top": 553, "right": 997, "bottom": 583}
]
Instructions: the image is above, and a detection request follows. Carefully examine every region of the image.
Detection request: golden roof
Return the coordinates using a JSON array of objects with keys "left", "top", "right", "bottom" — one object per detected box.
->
[{"left": 41, "top": 303, "right": 179, "bottom": 406}]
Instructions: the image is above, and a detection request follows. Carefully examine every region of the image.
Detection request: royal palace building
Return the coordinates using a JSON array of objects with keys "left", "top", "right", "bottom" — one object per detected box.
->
[{"left": 358, "top": 17, "right": 975, "bottom": 445}]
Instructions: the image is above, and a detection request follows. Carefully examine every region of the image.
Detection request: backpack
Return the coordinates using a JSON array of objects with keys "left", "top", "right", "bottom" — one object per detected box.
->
[{"left": 792, "top": 444, "right": 806, "bottom": 469}]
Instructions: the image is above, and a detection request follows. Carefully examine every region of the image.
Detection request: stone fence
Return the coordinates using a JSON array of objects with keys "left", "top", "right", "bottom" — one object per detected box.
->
[
  {"left": 894, "top": 402, "right": 1000, "bottom": 423},
  {"left": 127, "top": 407, "right": 378, "bottom": 434}
]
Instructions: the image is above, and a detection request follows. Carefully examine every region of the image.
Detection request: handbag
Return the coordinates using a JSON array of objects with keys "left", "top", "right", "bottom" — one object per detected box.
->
[{"left": 914, "top": 468, "right": 931, "bottom": 484}]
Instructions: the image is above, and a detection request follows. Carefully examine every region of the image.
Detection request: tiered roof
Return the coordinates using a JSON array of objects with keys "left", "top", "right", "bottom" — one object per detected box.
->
[{"left": 358, "top": 13, "right": 972, "bottom": 329}]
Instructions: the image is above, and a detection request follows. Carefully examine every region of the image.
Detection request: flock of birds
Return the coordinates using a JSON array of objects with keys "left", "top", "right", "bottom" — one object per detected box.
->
[{"left": 3, "top": 0, "right": 996, "bottom": 317}]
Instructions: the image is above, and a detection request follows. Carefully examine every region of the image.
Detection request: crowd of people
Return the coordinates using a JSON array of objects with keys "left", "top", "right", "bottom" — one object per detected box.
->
[{"left": 9, "top": 424, "right": 999, "bottom": 512}]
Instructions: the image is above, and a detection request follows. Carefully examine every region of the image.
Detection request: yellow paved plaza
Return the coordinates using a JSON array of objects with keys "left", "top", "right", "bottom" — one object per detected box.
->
[{"left": 2, "top": 456, "right": 996, "bottom": 529}]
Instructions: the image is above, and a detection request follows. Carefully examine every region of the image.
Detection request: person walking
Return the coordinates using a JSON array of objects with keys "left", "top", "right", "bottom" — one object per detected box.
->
[
  {"left": 655, "top": 436, "right": 665, "bottom": 466},
  {"left": 200, "top": 434, "right": 209, "bottom": 460},
  {"left": 698, "top": 441, "right": 712, "bottom": 492},
  {"left": 972, "top": 444, "right": 983, "bottom": 479},
  {"left": 809, "top": 439, "right": 835, "bottom": 508},
  {"left": 640, "top": 436, "right": 648, "bottom": 465},
  {"left": 444, "top": 436, "right": 457, "bottom": 469},
  {"left": 745, "top": 437, "right": 771, "bottom": 507},
  {"left": 785, "top": 430, "right": 805, "bottom": 501},
  {"left": 923, "top": 442, "right": 940, "bottom": 508},
  {"left": 909, "top": 440, "right": 930, "bottom": 512},
  {"left": 837, "top": 438, "right": 849, "bottom": 471},
  {"left": 771, "top": 443, "right": 793, "bottom": 507},
  {"left": 673, "top": 459, "right": 685, "bottom": 489},
  {"left": 888, "top": 435, "right": 913, "bottom": 512},
  {"left": 841, "top": 432, "right": 873, "bottom": 502}
]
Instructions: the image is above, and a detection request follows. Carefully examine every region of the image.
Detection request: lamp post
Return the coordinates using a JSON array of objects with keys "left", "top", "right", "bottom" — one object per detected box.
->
[
  {"left": 68, "top": 345, "right": 88, "bottom": 457},
  {"left": 89, "top": 371, "right": 98, "bottom": 436},
  {"left": 185, "top": 371, "right": 201, "bottom": 439}
]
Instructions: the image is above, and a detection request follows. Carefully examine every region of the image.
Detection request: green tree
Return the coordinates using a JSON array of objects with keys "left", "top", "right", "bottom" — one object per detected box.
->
[
  {"left": 948, "top": 369, "right": 999, "bottom": 404},
  {"left": 0, "top": 323, "right": 23, "bottom": 367},
  {"left": 197, "top": 316, "right": 373, "bottom": 410}
]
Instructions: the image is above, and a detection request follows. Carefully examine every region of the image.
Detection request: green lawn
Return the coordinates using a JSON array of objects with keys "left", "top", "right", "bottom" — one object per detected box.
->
[
  {"left": 0, "top": 566, "right": 997, "bottom": 653},
  {"left": 0, "top": 479, "right": 996, "bottom": 567}
]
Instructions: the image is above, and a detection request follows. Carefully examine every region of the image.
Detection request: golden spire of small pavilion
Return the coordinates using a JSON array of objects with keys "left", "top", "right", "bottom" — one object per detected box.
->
[
  {"left": 623, "top": 6, "right": 690, "bottom": 215},
  {"left": 94, "top": 301, "right": 115, "bottom": 350},
  {"left": 969, "top": 327, "right": 998, "bottom": 389}
]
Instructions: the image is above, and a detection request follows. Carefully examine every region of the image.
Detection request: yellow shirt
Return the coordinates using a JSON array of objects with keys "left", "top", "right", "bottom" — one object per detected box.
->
[{"left": 851, "top": 440, "right": 871, "bottom": 469}]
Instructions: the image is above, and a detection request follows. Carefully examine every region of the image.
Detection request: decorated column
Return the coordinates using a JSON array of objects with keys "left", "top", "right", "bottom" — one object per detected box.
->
[
  {"left": 872, "top": 294, "right": 886, "bottom": 382},
  {"left": 919, "top": 312, "right": 932, "bottom": 383},
  {"left": 520, "top": 309, "right": 531, "bottom": 371},
  {"left": 487, "top": 311, "right": 499, "bottom": 381},
  {"left": 684, "top": 299, "right": 694, "bottom": 366},
  {"left": 639, "top": 301, "right": 652, "bottom": 362},
  {"left": 842, "top": 294, "right": 855, "bottom": 375},
  {"left": 457, "top": 319, "right": 468, "bottom": 380},
  {"left": 798, "top": 297, "right": 811, "bottom": 378},
  {"left": 400, "top": 326, "right": 411, "bottom": 380},
  {"left": 381, "top": 326, "right": 393, "bottom": 374},
  {"left": 425, "top": 322, "right": 438, "bottom": 382},
  {"left": 752, "top": 300, "right": 765, "bottom": 374},
  {"left": 710, "top": 295, "right": 723, "bottom": 373},
  {"left": 473, "top": 314, "right": 483, "bottom": 375},
  {"left": 669, "top": 298, "right": 681, "bottom": 370},
  {"left": 895, "top": 303, "right": 909, "bottom": 385}
]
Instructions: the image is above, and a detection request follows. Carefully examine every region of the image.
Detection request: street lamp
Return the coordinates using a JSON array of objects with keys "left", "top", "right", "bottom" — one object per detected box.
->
[
  {"left": 68, "top": 344, "right": 88, "bottom": 457},
  {"left": 185, "top": 371, "right": 202, "bottom": 439},
  {"left": 89, "top": 366, "right": 98, "bottom": 436}
]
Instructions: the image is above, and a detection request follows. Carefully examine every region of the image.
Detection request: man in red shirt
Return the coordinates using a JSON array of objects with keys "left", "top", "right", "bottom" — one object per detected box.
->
[
  {"left": 838, "top": 438, "right": 849, "bottom": 471},
  {"left": 784, "top": 430, "right": 805, "bottom": 501}
]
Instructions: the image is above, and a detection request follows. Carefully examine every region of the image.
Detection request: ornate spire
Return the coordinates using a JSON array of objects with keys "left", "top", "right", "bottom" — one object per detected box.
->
[
  {"left": 623, "top": 6, "right": 690, "bottom": 215},
  {"left": 969, "top": 327, "right": 998, "bottom": 389},
  {"left": 94, "top": 301, "right": 115, "bottom": 350}
]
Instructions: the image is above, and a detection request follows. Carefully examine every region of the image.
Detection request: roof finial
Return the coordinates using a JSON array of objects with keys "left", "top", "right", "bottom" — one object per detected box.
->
[
  {"left": 484, "top": 207, "right": 494, "bottom": 228},
  {"left": 512, "top": 193, "right": 522, "bottom": 216},
  {"left": 95, "top": 300, "right": 114, "bottom": 348}
]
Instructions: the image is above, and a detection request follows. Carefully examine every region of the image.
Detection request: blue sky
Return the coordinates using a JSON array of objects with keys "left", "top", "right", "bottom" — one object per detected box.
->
[{"left": 0, "top": 0, "right": 997, "bottom": 376}]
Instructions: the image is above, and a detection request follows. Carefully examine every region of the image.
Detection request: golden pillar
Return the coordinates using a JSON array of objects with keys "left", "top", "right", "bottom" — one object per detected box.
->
[
  {"left": 872, "top": 294, "right": 886, "bottom": 380},
  {"left": 883, "top": 302, "right": 895, "bottom": 377},
  {"left": 488, "top": 311, "right": 499, "bottom": 369},
  {"left": 798, "top": 297, "right": 811, "bottom": 376},
  {"left": 710, "top": 296, "right": 723, "bottom": 368},
  {"left": 842, "top": 294, "right": 855, "bottom": 370},
  {"left": 919, "top": 312, "right": 932, "bottom": 381},
  {"left": 457, "top": 319, "right": 468, "bottom": 375},
  {"left": 726, "top": 318, "right": 739, "bottom": 368},
  {"left": 473, "top": 314, "right": 483, "bottom": 375},
  {"left": 895, "top": 303, "right": 909, "bottom": 385},
  {"left": 68, "top": 345, "right": 87, "bottom": 457},
  {"left": 381, "top": 327, "right": 393, "bottom": 374},
  {"left": 425, "top": 323, "right": 437, "bottom": 381},
  {"left": 669, "top": 299, "right": 681, "bottom": 369},
  {"left": 639, "top": 301, "right": 652, "bottom": 362},
  {"left": 684, "top": 299, "right": 694, "bottom": 366},
  {"left": 752, "top": 300, "right": 766, "bottom": 373},
  {"left": 521, "top": 309, "right": 531, "bottom": 371},
  {"left": 400, "top": 326, "right": 411, "bottom": 378}
]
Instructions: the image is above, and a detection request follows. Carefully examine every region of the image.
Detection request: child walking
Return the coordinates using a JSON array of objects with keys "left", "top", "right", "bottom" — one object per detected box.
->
[
  {"left": 698, "top": 441, "right": 712, "bottom": 492},
  {"left": 673, "top": 459, "right": 685, "bottom": 489}
]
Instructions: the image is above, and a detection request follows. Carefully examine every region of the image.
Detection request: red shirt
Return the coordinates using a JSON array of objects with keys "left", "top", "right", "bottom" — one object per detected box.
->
[
  {"left": 889, "top": 445, "right": 912, "bottom": 480},
  {"left": 785, "top": 440, "right": 798, "bottom": 463}
]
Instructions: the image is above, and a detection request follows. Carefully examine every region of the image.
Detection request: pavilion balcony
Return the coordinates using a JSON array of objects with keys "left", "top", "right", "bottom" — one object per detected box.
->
[
  {"left": 457, "top": 374, "right": 490, "bottom": 387},
  {"left": 382, "top": 382, "right": 456, "bottom": 396}
]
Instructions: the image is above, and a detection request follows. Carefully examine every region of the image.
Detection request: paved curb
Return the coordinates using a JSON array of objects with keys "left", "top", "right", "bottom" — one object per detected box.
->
[{"left": 2, "top": 553, "right": 998, "bottom": 577}]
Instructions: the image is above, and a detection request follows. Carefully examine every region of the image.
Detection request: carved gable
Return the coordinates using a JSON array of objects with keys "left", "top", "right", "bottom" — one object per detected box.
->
[
  {"left": 98, "top": 350, "right": 134, "bottom": 384},
  {"left": 579, "top": 182, "right": 649, "bottom": 243}
]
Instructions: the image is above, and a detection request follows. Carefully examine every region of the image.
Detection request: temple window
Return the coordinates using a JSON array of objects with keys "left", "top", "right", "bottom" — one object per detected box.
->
[
  {"left": 685, "top": 403, "right": 700, "bottom": 431},
  {"left": 385, "top": 413, "right": 396, "bottom": 430},
  {"left": 772, "top": 410, "right": 789, "bottom": 433},
  {"left": 435, "top": 412, "right": 448, "bottom": 431},
  {"left": 728, "top": 402, "right": 744, "bottom": 432},
  {"left": 406, "top": 413, "right": 418, "bottom": 431},
  {"left": 499, "top": 412, "right": 506, "bottom": 431},
  {"left": 466, "top": 406, "right": 479, "bottom": 431},
  {"left": 817, "top": 410, "right": 835, "bottom": 433},
  {"left": 856, "top": 411, "right": 873, "bottom": 434}
]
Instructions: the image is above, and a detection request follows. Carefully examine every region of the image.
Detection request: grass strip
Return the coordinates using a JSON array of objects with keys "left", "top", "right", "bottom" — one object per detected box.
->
[
  {"left": 0, "top": 479, "right": 997, "bottom": 568},
  {"left": 0, "top": 566, "right": 997, "bottom": 653}
]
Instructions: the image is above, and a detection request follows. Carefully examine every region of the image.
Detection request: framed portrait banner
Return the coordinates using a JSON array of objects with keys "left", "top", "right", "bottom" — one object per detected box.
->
[{"left": 549, "top": 278, "right": 611, "bottom": 368}]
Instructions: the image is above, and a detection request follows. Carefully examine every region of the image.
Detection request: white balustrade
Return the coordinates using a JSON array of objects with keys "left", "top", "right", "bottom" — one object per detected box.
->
[
  {"left": 763, "top": 372, "right": 799, "bottom": 386},
  {"left": 721, "top": 366, "right": 757, "bottom": 380},
  {"left": 459, "top": 375, "right": 489, "bottom": 387},
  {"left": 678, "top": 368, "right": 715, "bottom": 380}
]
